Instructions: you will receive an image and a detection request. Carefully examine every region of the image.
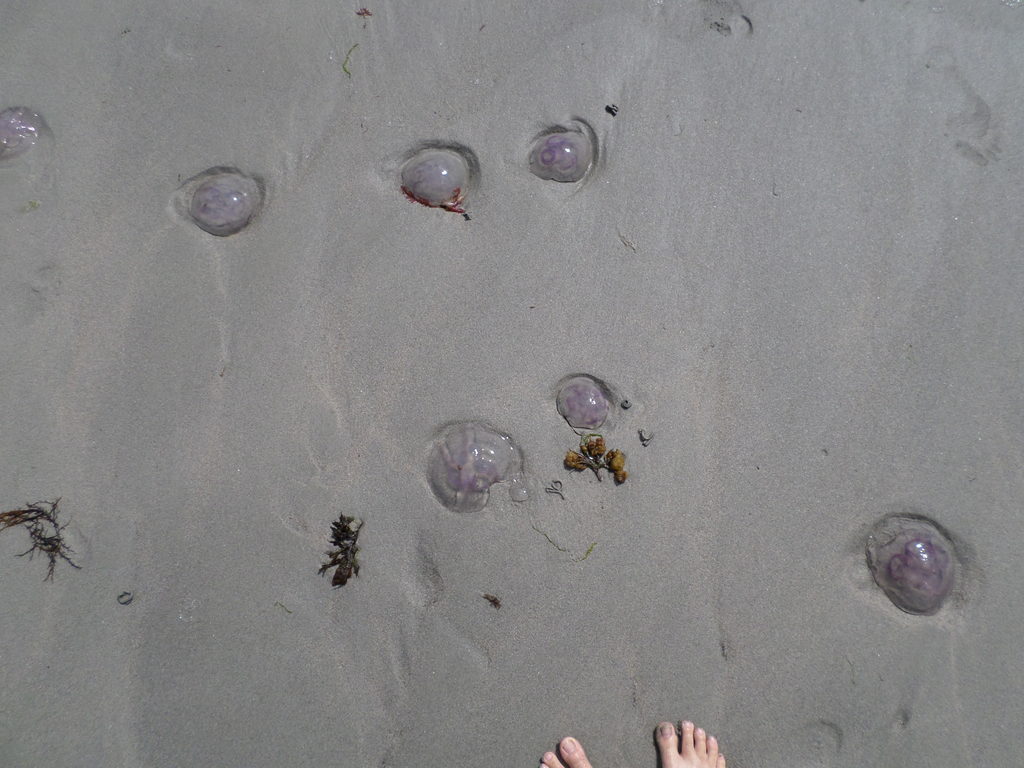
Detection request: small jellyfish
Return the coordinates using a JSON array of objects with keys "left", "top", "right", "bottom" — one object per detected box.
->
[
  {"left": 0, "top": 107, "right": 48, "bottom": 161},
  {"left": 866, "top": 515, "right": 956, "bottom": 615},
  {"left": 528, "top": 127, "right": 594, "bottom": 183},
  {"left": 428, "top": 422, "right": 525, "bottom": 513},
  {"left": 556, "top": 375, "right": 610, "bottom": 430},
  {"left": 400, "top": 148, "right": 471, "bottom": 214},
  {"left": 188, "top": 169, "right": 262, "bottom": 236}
]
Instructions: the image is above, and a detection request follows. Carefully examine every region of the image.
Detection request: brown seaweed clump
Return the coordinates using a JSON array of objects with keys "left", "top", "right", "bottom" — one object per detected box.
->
[
  {"left": 564, "top": 434, "right": 628, "bottom": 484},
  {"left": 319, "top": 514, "right": 363, "bottom": 587},
  {"left": 0, "top": 498, "right": 81, "bottom": 581}
]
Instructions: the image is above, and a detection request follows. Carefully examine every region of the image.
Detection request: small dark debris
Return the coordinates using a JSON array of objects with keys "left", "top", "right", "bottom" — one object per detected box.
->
[
  {"left": 620, "top": 399, "right": 632, "bottom": 410},
  {"left": 319, "top": 514, "right": 363, "bottom": 587},
  {"left": 740, "top": 15, "right": 753, "bottom": 33},
  {"left": 482, "top": 593, "right": 501, "bottom": 609},
  {"left": 605, "top": 104, "right": 619, "bottom": 117},
  {"left": 462, "top": 212, "right": 471, "bottom": 221},
  {"left": 0, "top": 499, "right": 81, "bottom": 581},
  {"left": 356, "top": 8, "right": 372, "bottom": 17},
  {"left": 117, "top": 591, "right": 134, "bottom": 605}
]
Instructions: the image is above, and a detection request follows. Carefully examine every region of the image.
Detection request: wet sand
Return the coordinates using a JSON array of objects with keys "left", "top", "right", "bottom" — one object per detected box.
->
[{"left": 2, "top": 2, "right": 1023, "bottom": 766}]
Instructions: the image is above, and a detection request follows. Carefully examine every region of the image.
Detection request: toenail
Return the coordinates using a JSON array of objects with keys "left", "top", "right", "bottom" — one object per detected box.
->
[
  {"left": 563, "top": 738, "right": 578, "bottom": 754},
  {"left": 661, "top": 723, "right": 676, "bottom": 738}
]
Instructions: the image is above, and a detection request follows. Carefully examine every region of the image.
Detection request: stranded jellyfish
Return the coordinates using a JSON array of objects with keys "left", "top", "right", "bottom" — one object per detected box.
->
[
  {"left": 188, "top": 169, "right": 262, "bottom": 236},
  {"left": 428, "top": 421, "right": 527, "bottom": 512},
  {"left": 866, "top": 515, "right": 956, "bottom": 615},
  {"left": 556, "top": 375, "right": 610, "bottom": 430},
  {"left": 0, "top": 107, "right": 48, "bottom": 161},
  {"left": 528, "top": 125, "right": 594, "bottom": 183},
  {"left": 400, "top": 147, "right": 473, "bottom": 214}
]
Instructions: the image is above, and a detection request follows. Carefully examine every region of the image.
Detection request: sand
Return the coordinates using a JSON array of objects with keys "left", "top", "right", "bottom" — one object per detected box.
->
[{"left": 2, "top": 1, "right": 1023, "bottom": 766}]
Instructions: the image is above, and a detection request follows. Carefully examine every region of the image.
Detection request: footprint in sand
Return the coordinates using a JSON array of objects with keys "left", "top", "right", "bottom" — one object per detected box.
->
[
  {"left": 699, "top": 0, "right": 754, "bottom": 37},
  {"left": 923, "top": 47, "right": 1000, "bottom": 166},
  {"left": 798, "top": 719, "right": 843, "bottom": 767}
]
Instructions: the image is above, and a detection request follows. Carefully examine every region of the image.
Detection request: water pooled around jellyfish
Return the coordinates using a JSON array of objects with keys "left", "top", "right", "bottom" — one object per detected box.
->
[
  {"left": 400, "top": 146, "right": 474, "bottom": 214},
  {"left": 187, "top": 168, "right": 262, "bottom": 236},
  {"left": 866, "top": 515, "right": 956, "bottom": 615},
  {"left": 528, "top": 123, "right": 595, "bottom": 183},
  {"left": 556, "top": 375, "right": 610, "bottom": 430},
  {"left": 427, "top": 422, "right": 527, "bottom": 512},
  {"left": 0, "top": 107, "right": 49, "bottom": 161}
]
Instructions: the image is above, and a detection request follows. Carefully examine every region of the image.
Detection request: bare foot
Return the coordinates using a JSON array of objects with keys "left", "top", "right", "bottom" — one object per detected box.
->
[
  {"left": 539, "top": 721, "right": 724, "bottom": 768},
  {"left": 657, "top": 721, "right": 725, "bottom": 768}
]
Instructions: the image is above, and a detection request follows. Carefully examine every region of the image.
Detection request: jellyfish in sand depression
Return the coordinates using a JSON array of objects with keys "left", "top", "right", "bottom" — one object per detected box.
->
[
  {"left": 556, "top": 375, "right": 611, "bottom": 430},
  {"left": 188, "top": 168, "right": 263, "bottom": 236},
  {"left": 400, "top": 147, "right": 474, "bottom": 214},
  {"left": 0, "top": 107, "right": 49, "bottom": 161},
  {"left": 528, "top": 123, "right": 595, "bottom": 183},
  {"left": 866, "top": 515, "right": 956, "bottom": 615},
  {"left": 427, "top": 421, "right": 528, "bottom": 512}
]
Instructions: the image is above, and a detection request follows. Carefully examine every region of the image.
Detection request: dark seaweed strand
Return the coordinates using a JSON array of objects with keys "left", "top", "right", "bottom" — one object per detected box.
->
[{"left": 1, "top": 499, "right": 81, "bottom": 581}]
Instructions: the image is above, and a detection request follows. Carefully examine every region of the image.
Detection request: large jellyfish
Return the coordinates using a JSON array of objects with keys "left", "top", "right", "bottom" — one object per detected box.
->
[
  {"left": 866, "top": 515, "right": 956, "bottom": 615},
  {"left": 528, "top": 123, "right": 595, "bottom": 183},
  {"left": 400, "top": 147, "right": 473, "bottom": 214},
  {"left": 188, "top": 168, "right": 262, "bottom": 236},
  {"left": 556, "top": 375, "right": 610, "bottom": 430},
  {"left": 428, "top": 422, "right": 527, "bottom": 512}
]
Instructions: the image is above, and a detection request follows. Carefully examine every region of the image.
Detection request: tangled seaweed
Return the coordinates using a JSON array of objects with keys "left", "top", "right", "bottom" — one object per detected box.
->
[
  {"left": 319, "top": 514, "right": 363, "bottom": 587},
  {"left": 0, "top": 498, "right": 81, "bottom": 581}
]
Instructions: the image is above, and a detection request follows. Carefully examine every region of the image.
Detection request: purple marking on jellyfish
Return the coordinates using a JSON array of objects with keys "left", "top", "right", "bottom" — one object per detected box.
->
[
  {"left": 400, "top": 148, "right": 471, "bottom": 213},
  {"left": 866, "top": 516, "right": 955, "bottom": 615},
  {"left": 427, "top": 422, "right": 526, "bottom": 512},
  {"left": 528, "top": 129, "right": 593, "bottom": 183},
  {"left": 188, "top": 170, "right": 261, "bottom": 236},
  {"left": 556, "top": 375, "right": 610, "bottom": 430},
  {"left": 0, "top": 107, "right": 48, "bottom": 161}
]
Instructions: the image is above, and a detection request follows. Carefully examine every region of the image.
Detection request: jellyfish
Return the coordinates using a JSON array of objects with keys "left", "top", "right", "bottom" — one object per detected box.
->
[
  {"left": 400, "top": 148, "right": 472, "bottom": 213},
  {"left": 556, "top": 375, "right": 610, "bottom": 430},
  {"left": 188, "top": 169, "right": 262, "bottom": 236},
  {"left": 866, "top": 515, "right": 955, "bottom": 615},
  {"left": 528, "top": 127, "right": 594, "bottom": 183},
  {"left": 427, "top": 422, "right": 526, "bottom": 512},
  {"left": 0, "top": 107, "right": 48, "bottom": 161}
]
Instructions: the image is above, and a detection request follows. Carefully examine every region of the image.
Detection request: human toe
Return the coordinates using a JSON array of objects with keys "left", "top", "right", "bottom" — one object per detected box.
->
[
  {"left": 706, "top": 734, "right": 719, "bottom": 764},
  {"left": 558, "top": 736, "right": 593, "bottom": 768},
  {"left": 679, "top": 721, "right": 697, "bottom": 758},
  {"left": 656, "top": 722, "right": 680, "bottom": 764},
  {"left": 694, "top": 726, "right": 708, "bottom": 756}
]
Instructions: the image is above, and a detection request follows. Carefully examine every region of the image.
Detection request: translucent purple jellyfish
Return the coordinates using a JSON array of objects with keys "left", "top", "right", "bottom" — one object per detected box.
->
[
  {"left": 556, "top": 375, "right": 610, "bottom": 430},
  {"left": 528, "top": 126, "right": 594, "bottom": 183},
  {"left": 188, "top": 169, "right": 262, "bottom": 236},
  {"left": 427, "top": 422, "right": 527, "bottom": 512},
  {"left": 866, "top": 515, "right": 956, "bottom": 615},
  {"left": 400, "top": 147, "right": 471, "bottom": 214},
  {"left": 0, "top": 107, "right": 48, "bottom": 161}
]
